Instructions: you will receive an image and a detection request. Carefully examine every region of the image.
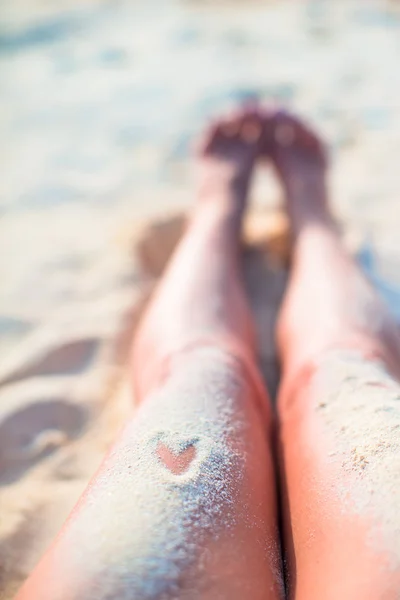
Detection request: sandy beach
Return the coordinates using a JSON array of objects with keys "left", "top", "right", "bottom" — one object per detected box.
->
[{"left": 1, "top": 1, "right": 400, "bottom": 597}]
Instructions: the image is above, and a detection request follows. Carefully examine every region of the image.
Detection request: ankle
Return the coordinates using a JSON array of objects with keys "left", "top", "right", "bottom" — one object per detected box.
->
[
  {"left": 191, "top": 201, "right": 244, "bottom": 244},
  {"left": 195, "top": 179, "right": 248, "bottom": 224},
  {"left": 291, "top": 213, "right": 338, "bottom": 240},
  {"left": 287, "top": 184, "right": 337, "bottom": 239}
]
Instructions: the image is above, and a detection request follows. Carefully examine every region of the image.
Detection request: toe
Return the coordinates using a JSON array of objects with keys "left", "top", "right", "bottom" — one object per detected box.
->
[
  {"left": 239, "top": 111, "right": 263, "bottom": 145},
  {"left": 220, "top": 118, "right": 240, "bottom": 139},
  {"left": 196, "top": 107, "right": 260, "bottom": 155},
  {"left": 195, "top": 104, "right": 267, "bottom": 159},
  {"left": 274, "top": 119, "right": 296, "bottom": 148},
  {"left": 272, "top": 110, "right": 327, "bottom": 164}
]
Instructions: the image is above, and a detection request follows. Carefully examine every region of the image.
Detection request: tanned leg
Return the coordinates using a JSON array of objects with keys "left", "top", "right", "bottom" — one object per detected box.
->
[
  {"left": 16, "top": 109, "right": 284, "bottom": 600},
  {"left": 262, "top": 110, "right": 400, "bottom": 599}
]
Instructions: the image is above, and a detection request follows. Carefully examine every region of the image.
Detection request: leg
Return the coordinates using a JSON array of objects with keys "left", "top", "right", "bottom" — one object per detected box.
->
[
  {"left": 263, "top": 111, "right": 400, "bottom": 599},
  {"left": 16, "top": 110, "right": 284, "bottom": 600}
]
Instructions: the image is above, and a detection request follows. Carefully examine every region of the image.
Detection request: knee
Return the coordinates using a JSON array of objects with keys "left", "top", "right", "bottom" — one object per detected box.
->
[{"left": 279, "top": 346, "right": 398, "bottom": 418}]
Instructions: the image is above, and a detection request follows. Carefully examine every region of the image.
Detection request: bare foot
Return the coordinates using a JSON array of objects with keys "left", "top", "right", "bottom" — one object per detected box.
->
[
  {"left": 260, "top": 109, "right": 332, "bottom": 235},
  {"left": 196, "top": 107, "right": 263, "bottom": 221}
]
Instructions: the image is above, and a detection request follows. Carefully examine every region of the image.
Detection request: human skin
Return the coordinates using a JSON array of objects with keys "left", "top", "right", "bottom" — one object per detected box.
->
[
  {"left": 263, "top": 110, "right": 400, "bottom": 599},
  {"left": 15, "top": 107, "right": 400, "bottom": 600},
  {"left": 15, "top": 110, "right": 284, "bottom": 600}
]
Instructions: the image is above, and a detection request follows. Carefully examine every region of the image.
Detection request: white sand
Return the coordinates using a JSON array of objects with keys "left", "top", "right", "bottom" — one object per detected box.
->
[
  {"left": 1, "top": 0, "right": 400, "bottom": 597},
  {"left": 314, "top": 350, "right": 400, "bottom": 566}
]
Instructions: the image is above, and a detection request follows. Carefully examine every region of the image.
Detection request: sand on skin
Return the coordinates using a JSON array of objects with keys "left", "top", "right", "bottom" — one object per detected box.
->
[
  {"left": 1, "top": 1, "right": 400, "bottom": 597},
  {"left": 0, "top": 207, "right": 289, "bottom": 599}
]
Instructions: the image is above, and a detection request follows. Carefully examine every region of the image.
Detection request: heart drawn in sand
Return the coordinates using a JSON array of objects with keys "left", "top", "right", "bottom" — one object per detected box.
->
[{"left": 157, "top": 441, "right": 197, "bottom": 475}]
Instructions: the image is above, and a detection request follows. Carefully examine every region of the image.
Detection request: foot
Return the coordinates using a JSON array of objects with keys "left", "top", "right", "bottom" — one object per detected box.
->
[
  {"left": 260, "top": 109, "right": 332, "bottom": 235},
  {"left": 195, "top": 107, "right": 263, "bottom": 221}
]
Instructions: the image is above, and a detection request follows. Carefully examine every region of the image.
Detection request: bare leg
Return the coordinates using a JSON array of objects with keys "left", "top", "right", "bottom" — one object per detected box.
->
[
  {"left": 264, "top": 111, "right": 400, "bottom": 599},
  {"left": 16, "top": 110, "right": 284, "bottom": 600}
]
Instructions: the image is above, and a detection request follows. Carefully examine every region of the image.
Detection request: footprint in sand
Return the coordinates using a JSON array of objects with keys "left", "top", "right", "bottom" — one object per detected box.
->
[
  {"left": 0, "top": 335, "right": 100, "bottom": 387},
  {"left": 0, "top": 385, "right": 86, "bottom": 485}
]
